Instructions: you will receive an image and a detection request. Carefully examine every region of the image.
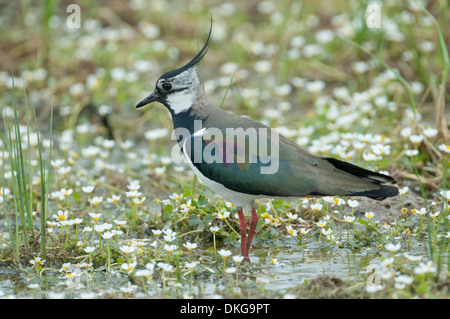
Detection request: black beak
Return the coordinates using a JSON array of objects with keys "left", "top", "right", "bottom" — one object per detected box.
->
[{"left": 135, "top": 91, "right": 160, "bottom": 108}]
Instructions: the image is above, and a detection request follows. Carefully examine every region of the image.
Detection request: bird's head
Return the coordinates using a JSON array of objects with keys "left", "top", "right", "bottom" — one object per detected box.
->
[{"left": 135, "top": 21, "right": 212, "bottom": 115}]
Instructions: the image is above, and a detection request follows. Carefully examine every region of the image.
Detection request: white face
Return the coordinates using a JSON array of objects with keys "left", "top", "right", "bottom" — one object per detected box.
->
[
  {"left": 166, "top": 89, "right": 194, "bottom": 114},
  {"left": 156, "top": 67, "right": 199, "bottom": 115}
]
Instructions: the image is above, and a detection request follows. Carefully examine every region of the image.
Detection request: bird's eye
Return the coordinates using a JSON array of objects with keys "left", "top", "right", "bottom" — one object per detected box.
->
[{"left": 162, "top": 82, "right": 172, "bottom": 91}]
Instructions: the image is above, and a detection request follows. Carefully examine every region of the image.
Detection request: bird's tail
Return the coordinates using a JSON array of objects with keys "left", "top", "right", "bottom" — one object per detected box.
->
[{"left": 323, "top": 157, "right": 399, "bottom": 200}]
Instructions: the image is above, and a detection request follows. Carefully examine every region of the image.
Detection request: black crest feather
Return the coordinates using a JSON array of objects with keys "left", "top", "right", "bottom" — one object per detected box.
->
[
  {"left": 185, "top": 17, "right": 212, "bottom": 69},
  {"left": 160, "top": 17, "right": 212, "bottom": 80}
]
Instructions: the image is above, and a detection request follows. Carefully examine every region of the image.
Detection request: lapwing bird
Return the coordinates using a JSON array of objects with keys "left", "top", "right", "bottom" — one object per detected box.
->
[{"left": 135, "top": 24, "right": 399, "bottom": 260}]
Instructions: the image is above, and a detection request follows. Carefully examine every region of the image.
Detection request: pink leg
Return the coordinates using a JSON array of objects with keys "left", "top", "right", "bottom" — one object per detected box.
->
[
  {"left": 246, "top": 204, "right": 258, "bottom": 258},
  {"left": 236, "top": 207, "right": 247, "bottom": 257}
]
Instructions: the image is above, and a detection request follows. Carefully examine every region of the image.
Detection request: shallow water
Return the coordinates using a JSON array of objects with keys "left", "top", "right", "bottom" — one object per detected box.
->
[{"left": 0, "top": 234, "right": 439, "bottom": 298}]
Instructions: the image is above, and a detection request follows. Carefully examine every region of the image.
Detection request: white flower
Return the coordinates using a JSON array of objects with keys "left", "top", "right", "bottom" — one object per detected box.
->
[
  {"left": 102, "top": 139, "right": 115, "bottom": 149},
  {"left": 430, "top": 211, "right": 440, "bottom": 218},
  {"left": 399, "top": 186, "right": 409, "bottom": 195},
  {"left": 286, "top": 212, "right": 298, "bottom": 221},
  {"left": 164, "top": 244, "right": 177, "bottom": 253},
  {"left": 84, "top": 246, "right": 95, "bottom": 253},
  {"left": 371, "top": 144, "right": 390, "bottom": 156},
  {"left": 125, "top": 190, "right": 142, "bottom": 198},
  {"left": 344, "top": 215, "right": 355, "bottom": 223},
  {"left": 299, "top": 228, "right": 310, "bottom": 235},
  {"left": 81, "top": 146, "right": 100, "bottom": 158},
  {"left": 303, "top": 44, "right": 322, "bottom": 58},
  {"left": 140, "top": 23, "right": 160, "bottom": 39},
  {"left": 353, "top": 61, "right": 369, "bottom": 73},
  {"left": 218, "top": 249, "right": 232, "bottom": 258},
  {"left": 94, "top": 224, "right": 106, "bottom": 233},
  {"left": 30, "top": 257, "right": 46, "bottom": 267},
  {"left": 382, "top": 257, "right": 395, "bottom": 268},
  {"left": 395, "top": 275, "right": 414, "bottom": 286},
  {"left": 414, "top": 207, "right": 427, "bottom": 215},
  {"left": 217, "top": 211, "right": 230, "bottom": 220},
  {"left": 410, "top": 81, "right": 424, "bottom": 94},
  {"left": 365, "top": 212, "right": 375, "bottom": 219},
  {"left": 286, "top": 225, "right": 298, "bottom": 237},
  {"left": 157, "top": 262, "right": 174, "bottom": 272},
  {"left": 88, "top": 213, "right": 101, "bottom": 222},
  {"left": 163, "top": 234, "right": 176, "bottom": 242},
  {"left": 83, "top": 226, "right": 93, "bottom": 233},
  {"left": 225, "top": 267, "right": 237, "bottom": 274},
  {"left": 420, "top": 40, "right": 435, "bottom": 52},
  {"left": 363, "top": 152, "right": 379, "bottom": 161},
  {"left": 69, "top": 83, "right": 85, "bottom": 96},
  {"left": 385, "top": 242, "right": 401, "bottom": 252},
  {"left": 127, "top": 183, "right": 141, "bottom": 191},
  {"left": 348, "top": 200, "right": 359, "bottom": 208},
  {"left": 51, "top": 159, "right": 65, "bottom": 168},
  {"left": 409, "top": 134, "right": 424, "bottom": 144},
  {"left": 305, "top": 80, "right": 325, "bottom": 93},
  {"left": 232, "top": 256, "right": 245, "bottom": 264},
  {"left": 73, "top": 218, "right": 83, "bottom": 225},
  {"left": 332, "top": 197, "right": 346, "bottom": 206},
  {"left": 114, "top": 220, "right": 127, "bottom": 226},
  {"left": 253, "top": 60, "right": 272, "bottom": 73},
  {"left": 53, "top": 210, "right": 69, "bottom": 221},
  {"left": 438, "top": 144, "right": 450, "bottom": 153},
  {"left": 440, "top": 190, "right": 450, "bottom": 200},
  {"left": 400, "top": 127, "right": 411, "bottom": 138},
  {"left": 102, "top": 231, "right": 114, "bottom": 240},
  {"left": 414, "top": 261, "right": 437, "bottom": 275},
  {"left": 82, "top": 186, "right": 95, "bottom": 194},
  {"left": 315, "top": 29, "right": 334, "bottom": 43},
  {"left": 89, "top": 196, "right": 103, "bottom": 206},
  {"left": 135, "top": 269, "right": 153, "bottom": 278},
  {"left": 107, "top": 195, "right": 121, "bottom": 204},
  {"left": 120, "top": 140, "right": 134, "bottom": 150},
  {"left": 365, "top": 284, "right": 383, "bottom": 293},
  {"left": 405, "top": 149, "right": 419, "bottom": 156},
  {"left": 185, "top": 261, "right": 199, "bottom": 270},
  {"left": 151, "top": 229, "right": 163, "bottom": 236},
  {"left": 144, "top": 128, "right": 168, "bottom": 140},
  {"left": 290, "top": 35, "right": 305, "bottom": 48},
  {"left": 403, "top": 253, "right": 422, "bottom": 262},
  {"left": 119, "top": 245, "right": 136, "bottom": 254},
  {"left": 155, "top": 166, "right": 166, "bottom": 176},
  {"left": 316, "top": 220, "right": 327, "bottom": 227},
  {"left": 270, "top": 258, "right": 281, "bottom": 266},
  {"left": 274, "top": 84, "right": 292, "bottom": 96},
  {"left": 183, "top": 242, "right": 198, "bottom": 251},
  {"left": 121, "top": 261, "right": 137, "bottom": 274},
  {"left": 423, "top": 128, "right": 438, "bottom": 137},
  {"left": 133, "top": 197, "right": 146, "bottom": 206},
  {"left": 210, "top": 226, "right": 220, "bottom": 233}
]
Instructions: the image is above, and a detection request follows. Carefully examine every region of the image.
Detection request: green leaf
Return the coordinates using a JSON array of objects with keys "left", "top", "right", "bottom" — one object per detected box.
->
[
  {"left": 197, "top": 195, "right": 208, "bottom": 206},
  {"left": 189, "top": 214, "right": 201, "bottom": 227},
  {"left": 202, "top": 214, "right": 213, "bottom": 227},
  {"left": 183, "top": 189, "right": 192, "bottom": 198},
  {"left": 358, "top": 218, "right": 369, "bottom": 226},
  {"left": 357, "top": 218, "right": 379, "bottom": 233},
  {"left": 71, "top": 191, "right": 81, "bottom": 202}
]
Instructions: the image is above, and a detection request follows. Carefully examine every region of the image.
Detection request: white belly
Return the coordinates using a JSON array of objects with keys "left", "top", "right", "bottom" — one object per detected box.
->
[{"left": 182, "top": 139, "right": 259, "bottom": 209}]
